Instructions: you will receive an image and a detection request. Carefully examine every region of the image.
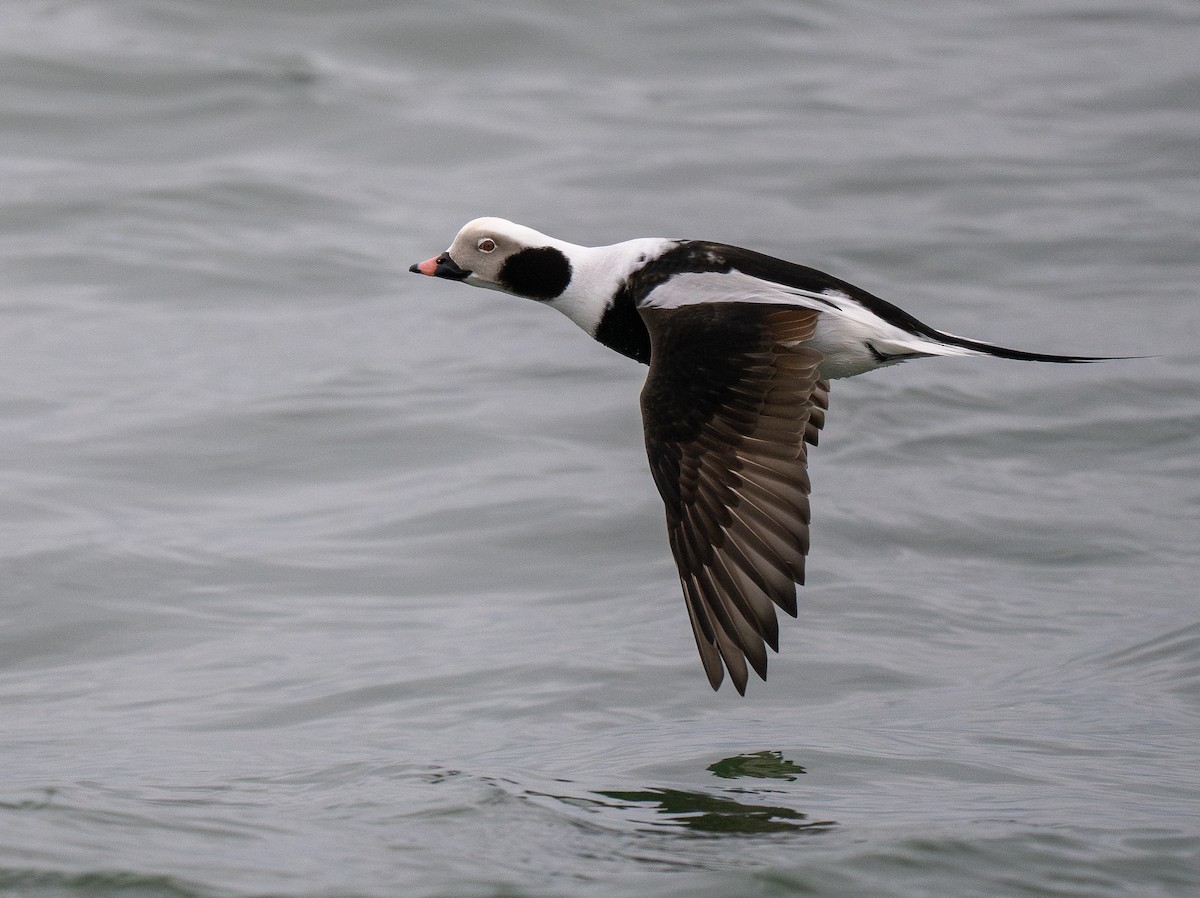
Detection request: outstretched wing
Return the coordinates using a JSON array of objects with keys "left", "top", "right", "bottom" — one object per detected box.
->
[{"left": 639, "top": 302, "right": 829, "bottom": 694}]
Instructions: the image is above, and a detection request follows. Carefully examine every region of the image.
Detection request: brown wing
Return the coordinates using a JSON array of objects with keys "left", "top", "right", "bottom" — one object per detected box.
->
[{"left": 639, "top": 303, "right": 828, "bottom": 694}]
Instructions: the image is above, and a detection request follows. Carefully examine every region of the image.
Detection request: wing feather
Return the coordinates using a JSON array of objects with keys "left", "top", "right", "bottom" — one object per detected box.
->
[{"left": 640, "top": 302, "right": 829, "bottom": 693}]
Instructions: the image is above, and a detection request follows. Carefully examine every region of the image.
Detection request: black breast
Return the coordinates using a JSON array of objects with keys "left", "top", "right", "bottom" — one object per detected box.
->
[
  {"left": 594, "top": 294, "right": 652, "bottom": 364},
  {"left": 595, "top": 241, "right": 733, "bottom": 365}
]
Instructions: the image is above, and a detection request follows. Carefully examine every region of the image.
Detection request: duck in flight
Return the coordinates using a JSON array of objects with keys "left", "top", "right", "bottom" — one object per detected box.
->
[{"left": 411, "top": 217, "right": 1113, "bottom": 694}]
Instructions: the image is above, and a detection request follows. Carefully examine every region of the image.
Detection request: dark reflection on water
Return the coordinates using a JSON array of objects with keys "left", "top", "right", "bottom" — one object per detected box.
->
[
  {"left": 592, "top": 786, "right": 835, "bottom": 835},
  {"left": 707, "top": 750, "right": 805, "bottom": 782},
  {"left": 0, "top": 870, "right": 203, "bottom": 898},
  {"left": 588, "top": 752, "right": 833, "bottom": 835}
]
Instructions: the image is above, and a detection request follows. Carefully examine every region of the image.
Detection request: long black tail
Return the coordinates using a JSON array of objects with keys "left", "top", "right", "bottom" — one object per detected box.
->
[{"left": 932, "top": 330, "right": 1127, "bottom": 364}]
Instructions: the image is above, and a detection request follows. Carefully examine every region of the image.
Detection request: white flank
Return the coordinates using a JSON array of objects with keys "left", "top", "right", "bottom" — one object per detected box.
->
[{"left": 642, "top": 270, "right": 979, "bottom": 379}]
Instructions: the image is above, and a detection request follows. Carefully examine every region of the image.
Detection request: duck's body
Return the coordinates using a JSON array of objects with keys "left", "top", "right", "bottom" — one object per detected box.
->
[{"left": 411, "top": 217, "right": 1110, "bottom": 694}]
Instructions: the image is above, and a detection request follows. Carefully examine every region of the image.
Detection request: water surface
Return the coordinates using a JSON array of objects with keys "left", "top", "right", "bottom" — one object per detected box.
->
[{"left": 2, "top": 1, "right": 1199, "bottom": 896}]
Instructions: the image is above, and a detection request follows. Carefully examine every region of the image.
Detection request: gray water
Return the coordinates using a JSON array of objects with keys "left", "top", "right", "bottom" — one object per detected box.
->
[{"left": 3, "top": 1, "right": 1199, "bottom": 896}]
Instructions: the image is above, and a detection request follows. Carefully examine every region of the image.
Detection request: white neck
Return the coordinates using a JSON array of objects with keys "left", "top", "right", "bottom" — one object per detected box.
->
[{"left": 545, "top": 238, "right": 672, "bottom": 336}]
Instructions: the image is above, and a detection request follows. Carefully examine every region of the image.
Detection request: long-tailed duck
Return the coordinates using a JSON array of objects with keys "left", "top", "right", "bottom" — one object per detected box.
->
[{"left": 411, "top": 217, "right": 1112, "bottom": 694}]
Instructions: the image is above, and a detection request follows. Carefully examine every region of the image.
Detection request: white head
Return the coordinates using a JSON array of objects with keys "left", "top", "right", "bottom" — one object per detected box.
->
[
  {"left": 410, "top": 217, "right": 580, "bottom": 299},
  {"left": 411, "top": 218, "right": 671, "bottom": 339}
]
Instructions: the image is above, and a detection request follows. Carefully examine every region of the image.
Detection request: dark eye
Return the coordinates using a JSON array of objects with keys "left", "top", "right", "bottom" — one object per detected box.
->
[{"left": 477, "top": 238, "right": 497, "bottom": 253}]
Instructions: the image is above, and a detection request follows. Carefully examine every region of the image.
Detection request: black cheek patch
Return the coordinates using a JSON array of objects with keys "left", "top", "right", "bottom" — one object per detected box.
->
[{"left": 498, "top": 247, "right": 572, "bottom": 300}]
